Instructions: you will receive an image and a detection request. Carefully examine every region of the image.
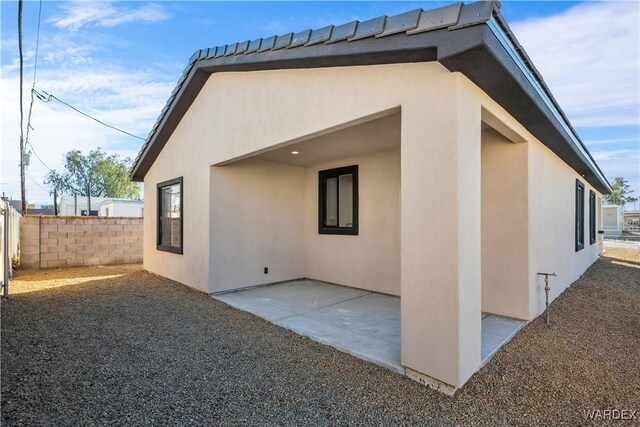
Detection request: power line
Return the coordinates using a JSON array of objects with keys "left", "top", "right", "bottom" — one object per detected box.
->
[
  {"left": 26, "top": 142, "right": 83, "bottom": 195},
  {"left": 33, "top": 89, "right": 146, "bottom": 141},
  {"left": 24, "top": 0, "right": 43, "bottom": 146},
  {"left": 18, "top": 0, "right": 26, "bottom": 213},
  {"left": 27, "top": 141, "right": 54, "bottom": 173},
  {"left": 26, "top": 169, "right": 49, "bottom": 193}
]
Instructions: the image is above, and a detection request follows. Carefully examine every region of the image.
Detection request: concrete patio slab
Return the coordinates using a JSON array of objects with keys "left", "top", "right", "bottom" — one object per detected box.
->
[
  {"left": 277, "top": 314, "right": 402, "bottom": 373},
  {"left": 305, "top": 293, "right": 401, "bottom": 346},
  {"left": 214, "top": 280, "right": 526, "bottom": 375},
  {"left": 481, "top": 314, "right": 526, "bottom": 363},
  {"left": 214, "top": 280, "right": 402, "bottom": 372}
]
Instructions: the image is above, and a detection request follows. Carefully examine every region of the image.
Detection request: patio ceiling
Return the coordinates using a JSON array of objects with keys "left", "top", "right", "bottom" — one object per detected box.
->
[{"left": 254, "top": 112, "right": 400, "bottom": 166}]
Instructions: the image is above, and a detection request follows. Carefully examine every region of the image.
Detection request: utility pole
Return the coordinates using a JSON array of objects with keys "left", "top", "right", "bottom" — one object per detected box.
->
[
  {"left": 53, "top": 188, "right": 58, "bottom": 215},
  {"left": 18, "top": 0, "right": 26, "bottom": 214},
  {"left": 86, "top": 180, "right": 91, "bottom": 216}
]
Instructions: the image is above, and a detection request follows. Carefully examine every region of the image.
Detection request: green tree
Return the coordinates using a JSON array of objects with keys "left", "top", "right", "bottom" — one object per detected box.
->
[
  {"left": 44, "top": 148, "right": 140, "bottom": 199},
  {"left": 604, "top": 177, "right": 637, "bottom": 207}
]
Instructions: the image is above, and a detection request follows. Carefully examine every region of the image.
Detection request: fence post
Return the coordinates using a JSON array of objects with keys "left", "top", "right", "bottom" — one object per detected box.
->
[{"left": 2, "top": 202, "right": 9, "bottom": 298}]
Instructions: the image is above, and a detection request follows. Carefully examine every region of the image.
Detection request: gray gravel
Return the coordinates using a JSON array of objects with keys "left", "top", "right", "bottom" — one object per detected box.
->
[{"left": 2, "top": 248, "right": 639, "bottom": 426}]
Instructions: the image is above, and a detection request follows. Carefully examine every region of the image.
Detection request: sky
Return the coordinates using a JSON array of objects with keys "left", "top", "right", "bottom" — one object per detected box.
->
[{"left": 1, "top": 1, "right": 639, "bottom": 208}]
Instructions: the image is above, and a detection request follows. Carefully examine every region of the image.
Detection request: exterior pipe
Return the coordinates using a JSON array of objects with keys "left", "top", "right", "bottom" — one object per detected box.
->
[{"left": 537, "top": 272, "right": 556, "bottom": 324}]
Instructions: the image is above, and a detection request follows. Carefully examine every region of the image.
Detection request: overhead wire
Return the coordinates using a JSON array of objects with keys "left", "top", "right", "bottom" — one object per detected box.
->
[
  {"left": 33, "top": 89, "right": 146, "bottom": 141},
  {"left": 20, "top": 0, "right": 143, "bottom": 201},
  {"left": 27, "top": 140, "right": 85, "bottom": 195},
  {"left": 26, "top": 169, "right": 49, "bottom": 193},
  {"left": 22, "top": 0, "right": 51, "bottom": 200},
  {"left": 24, "top": 0, "right": 42, "bottom": 146},
  {"left": 28, "top": 142, "right": 55, "bottom": 173}
]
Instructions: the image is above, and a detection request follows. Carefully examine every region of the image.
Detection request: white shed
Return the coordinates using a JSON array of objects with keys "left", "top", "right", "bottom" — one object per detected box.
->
[
  {"left": 59, "top": 195, "right": 109, "bottom": 216},
  {"left": 602, "top": 205, "right": 623, "bottom": 237},
  {"left": 99, "top": 199, "right": 144, "bottom": 217}
]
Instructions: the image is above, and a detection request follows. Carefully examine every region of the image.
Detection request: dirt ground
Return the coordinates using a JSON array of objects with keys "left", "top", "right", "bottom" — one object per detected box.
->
[{"left": 1, "top": 248, "right": 638, "bottom": 426}]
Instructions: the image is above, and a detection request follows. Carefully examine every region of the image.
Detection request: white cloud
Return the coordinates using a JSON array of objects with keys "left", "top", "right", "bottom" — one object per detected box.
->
[
  {"left": 0, "top": 63, "right": 175, "bottom": 204},
  {"left": 511, "top": 1, "right": 640, "bottom": 128},
  {"left": 48, "top": 1, "right": 170, "bottom": 31},
  {"left": 584, "top": 137, "right": 639, "bottom": 146},
  {"left": 1, "top": 0, "right": 180, "bottom": 205},
  {"left": 591, "top": 148, "right": 639, "bottom": 162}
]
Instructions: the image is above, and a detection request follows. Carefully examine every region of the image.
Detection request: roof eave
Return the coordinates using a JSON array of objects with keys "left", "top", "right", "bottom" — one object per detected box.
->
[
  {"left": 131, "top": 9, "right": 611, "bottom": 195},
  {"left": 130, "top": 26, "right": 477, "bottom": 181}
]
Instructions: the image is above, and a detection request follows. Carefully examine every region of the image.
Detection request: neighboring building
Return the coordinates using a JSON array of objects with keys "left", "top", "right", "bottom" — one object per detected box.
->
[
  {"left": 58, "top": 194, "right": 106, "bottom": 216},
  {"left": 6, "top": 200, "right": 35, "bottom": 214},
  {"left": 26, "top": 208, "right": 55, "bottom": 216},
  {"left": 602, "top": 205, "right": 623, "bottom": 237},
  {"left": 130, "top": 2, "right": 611, "bottom": 394},
  {"left": 623, "top": 210, "right": 640, "bottom": 230},
  {"left": 99, "top": 199, "right": 144, "bottom": 217},
  {"left": 58, "top": 195, "right": 141, "bottom": 217}
]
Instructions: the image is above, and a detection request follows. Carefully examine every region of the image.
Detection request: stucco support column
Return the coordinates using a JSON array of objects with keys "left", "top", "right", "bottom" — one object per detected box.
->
[{"left": 400, "top": 74, "right": 482, "bottom": 393}]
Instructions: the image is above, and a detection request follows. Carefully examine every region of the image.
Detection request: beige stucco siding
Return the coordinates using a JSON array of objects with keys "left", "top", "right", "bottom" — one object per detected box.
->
[
  {"left": 303, "top": 149, "right": 400, "bottom": 296},
  {"left": 481, "top": 128, "right": 529, "bottom": 320},
  {"left": 144, "top": 62, "right": 448, "bottom": 294},
  {"left": 459, "top": 75, "right": 603, "bottom": 321},
  {"left": 527, "top": 139, "right": 600, "bottom": 318},
  {"left": 400, "top": 74, "right": 482, "bottom": 388},
  {"left": 210, "top": 159, "right": 304, "bottom": 292},
  {"left": 207, "top": 148, "right": 400, "bottom": 295},
  {"left": 142, "top": 62, "right": 603, "bottom": 390},
  {"left": 143, "top": 115, "right": 212, "bottom": 293}
]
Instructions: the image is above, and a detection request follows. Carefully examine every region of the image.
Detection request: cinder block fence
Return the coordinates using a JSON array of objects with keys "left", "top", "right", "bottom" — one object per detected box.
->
[{"left": 20, "top": 216, "right": 143, "bottom": 269}]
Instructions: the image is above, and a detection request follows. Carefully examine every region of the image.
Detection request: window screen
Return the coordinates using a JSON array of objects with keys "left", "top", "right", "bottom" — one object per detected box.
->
[
  {"left": 157, "top": 177, "right": 183, "bottom": 254},
  {"left": 589, "top": 190, "right": 596, "bottom": 245},
  {"left": 319, "top": 165, "right": 358, "bottom": 235},
  {"left": 576, "top": 180, "right": 585, "bottom": 252}
]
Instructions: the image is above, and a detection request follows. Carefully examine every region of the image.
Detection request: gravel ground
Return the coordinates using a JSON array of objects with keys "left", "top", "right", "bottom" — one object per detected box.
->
[{"left": 2, "top": 249, "right": 638, "bottom": 426}]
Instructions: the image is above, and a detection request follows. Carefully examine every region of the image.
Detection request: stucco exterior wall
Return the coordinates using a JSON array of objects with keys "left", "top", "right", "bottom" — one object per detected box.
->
[
  {"left": 210, "top": 158, "right": 304, "bottom": 292},
  {"left": 144, "top": 63, "right": 447, "bottom": 295},
  {"left": 142, "top": 62, "right": 604, "bottom": 391},
  {"left": 400, "top": 74, "right": 482, "bottom": 389},
  {"left": 207, "top": 149, "right": 400, "bottom": 296},
  {"left": 527, "top": 139, "right": 600, "bottom": 318},
  {"left": 480, "top": 128, "right": 529, "bottom": 319},
  {"left": 303, "top": 149, "right": 400, "bottom": 296},
  {"left": 459, "top": 74, "right": 603, "bottom": 322}
]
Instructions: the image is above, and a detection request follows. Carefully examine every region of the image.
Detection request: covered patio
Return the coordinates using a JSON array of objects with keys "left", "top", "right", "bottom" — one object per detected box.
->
[
  {"left": 213, "top": 280, "right": 525, "bottom": 374},
  {"left": 206, "top": 90, "right": 532, "bottom": 392}
]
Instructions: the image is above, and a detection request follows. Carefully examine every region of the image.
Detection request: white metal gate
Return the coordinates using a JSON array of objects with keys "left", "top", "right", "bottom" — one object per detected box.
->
[{"left": 1, "top": 200, "right": 21, "bottom": 297}]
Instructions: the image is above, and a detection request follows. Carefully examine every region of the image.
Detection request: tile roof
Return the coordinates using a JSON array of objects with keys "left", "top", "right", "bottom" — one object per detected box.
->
[
  {"left": 131, "top": 2, "right": 481, "bottom": 176},
  {"left": 130, "top": 1, "right": 611, "bottom": 194}
]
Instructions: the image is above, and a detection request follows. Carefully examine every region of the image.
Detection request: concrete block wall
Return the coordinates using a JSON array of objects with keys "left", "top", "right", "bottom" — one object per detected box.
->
[{"left": 20, "top": 216, "right": 143, "bottom": 269}]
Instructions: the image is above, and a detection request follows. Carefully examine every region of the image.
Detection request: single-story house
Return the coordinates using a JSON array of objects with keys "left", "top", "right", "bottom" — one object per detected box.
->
[
  {"left": 130, "top": 1, "right": 611, "bottom": 394},
  {"left": 98, "top": 199, "right": 144, "bottom": 217}
]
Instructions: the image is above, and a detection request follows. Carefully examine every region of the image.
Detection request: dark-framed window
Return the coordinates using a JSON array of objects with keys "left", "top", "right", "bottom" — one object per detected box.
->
[
  {"left": 589, "top": 190, "right": 596, "bottom": 245},
  {"left": 318, "top": 165, "right": 358, "bottom": 235},
  {"left": 575, "top": 179, "right": 585, "bottom": 252},
  {"left": 157, "top": 177, "right": 183, "bottom": 254}
]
